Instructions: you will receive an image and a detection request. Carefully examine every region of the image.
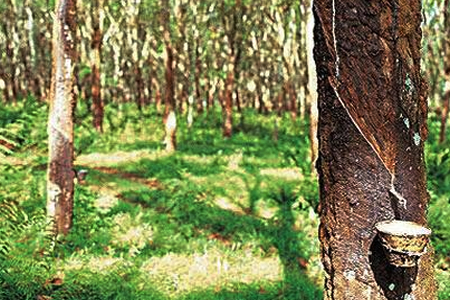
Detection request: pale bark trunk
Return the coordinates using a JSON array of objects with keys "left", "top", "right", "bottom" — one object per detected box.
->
[
  {"left": 47, "top": 0, "right": 77, "bottom": 236},
  {"left": 162, "top": 0, "right": 176, "bottom": 153},
  {"left": 306, "top": 0, "right": 318, "bottom": 172}
]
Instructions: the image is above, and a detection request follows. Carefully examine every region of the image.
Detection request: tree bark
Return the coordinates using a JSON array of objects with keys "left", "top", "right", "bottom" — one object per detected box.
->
[
  {"left": 47, "top": 0, "right": 77, "bottom": 236},
  {"left": 5, "top": 0, "right": 19, "bottom": 103},
  {"left": 439, "top": 0, "right": 450, "bottom": 143},
  {"left": 91, "top": 0, "right": 104, "bottom": 132},
  {"left": 306, "top": 0, "right": 318, "bottom": 173},
  {"left": 162, "top": 0, "right": 176, "bottom": 152},
  {"left": 314, "top": 0, "right": 436, "bottom": 299},
  {"left": 163, "top": 41, "right": 176, "bottom": 152},
  {"left": 223, "top": 63, "right": 234, "bottom": 138}
]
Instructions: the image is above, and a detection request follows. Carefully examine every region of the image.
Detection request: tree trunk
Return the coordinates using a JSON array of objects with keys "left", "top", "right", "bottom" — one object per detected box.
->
[
  {"left": 288, "top": 81, "right": 297, "bottom": 120},
  {"left": 206, "top": 78, "right": 215, "bottom": 111},
  {"left": 314, "top": 0, "right": 436, "bottom": 299},
  {"left": 439, "top": 0, "right": 450, "bottom": 143},
  {"left": 5, "top": 0, "right": 19, "bottom": 103},
  {"left": 162, "top": 1, "right": 176, "bottom": 153},
  {"left": 306, "top": 0, "right": 318, "bottom": 173},
  {"left": 163, "top": 41, "right": 176, "bottom": 152},
  {"left": 195, "top": 41, "right": 203, "bottom": 114},
  {"left": 91, "top": 0, "right": 104, "bottom": 132},
  {"left": 223, "top": 64, "right": 234, "bottom": 138},
  {"left": 24, "top": 0, "right": 38, "bottom": 98},
  {"left": 47, "top": 0, "right": 77, "bottom": 236}
]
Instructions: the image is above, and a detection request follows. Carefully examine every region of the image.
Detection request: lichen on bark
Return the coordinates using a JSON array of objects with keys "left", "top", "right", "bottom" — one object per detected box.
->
[{"left": 314, "top": 0, "right": 437, "bottom": 299}]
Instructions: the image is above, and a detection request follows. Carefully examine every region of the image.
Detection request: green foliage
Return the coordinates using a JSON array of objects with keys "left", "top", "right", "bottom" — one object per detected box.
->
[
  {"left": 0, "top": 97, "right": 47, "bottom": 156},
  {"left": 0, "top": 199, "right": 56, "bottom": 300},
  {"left": 428, "top": 195, "right": 450, "bottom": 257},
  {"left": 426, "top": 114, "right": 450, "bottom": 300}
]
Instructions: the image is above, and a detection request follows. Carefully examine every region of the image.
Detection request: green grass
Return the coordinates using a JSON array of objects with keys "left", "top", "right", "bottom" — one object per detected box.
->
[{"left": 0, "top": 101, "right": 449, "bottom": 299}]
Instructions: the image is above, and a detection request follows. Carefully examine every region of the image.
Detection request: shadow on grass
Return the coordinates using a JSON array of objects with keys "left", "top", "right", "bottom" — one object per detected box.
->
[
  {"left": 79, "top": 154, "right": 226, "bottom": 187},
  {"left": 118, "top": 180, "right": 322, "bottom": 299},
  {"left": 180, "top": 278, "right": 320, "bottom": 300},
  {"left": 37, "top": 271, "right": 168, "bottom": 300},
  {"left": 269, "top": 188, "right": 320, "bottom": 299},
  {"left": 118, "top": 156, "right": 225, "bottom": 180},
  {"left": 176, "top": 111, "right": 308, "bottom": 165},
  {"left": 32, "top": 269, "right": 319, "bottom": 300}
]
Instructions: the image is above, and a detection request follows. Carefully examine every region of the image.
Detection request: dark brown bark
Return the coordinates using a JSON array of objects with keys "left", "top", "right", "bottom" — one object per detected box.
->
[
  {"left": 136, "top": 66, "right": 146, "bottom": 110},
  {"left": 314, "top": 0, "right": 436, "bottom": 299},
  {"left": 47, "top": 0, "right": 77, "bottom": 236}
]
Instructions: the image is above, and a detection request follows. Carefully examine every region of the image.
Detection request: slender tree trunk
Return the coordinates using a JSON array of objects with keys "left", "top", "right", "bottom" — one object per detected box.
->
[
  {"left": 306, "top": 0, "right": 318, "bottom": 172},
  {"left": 162, "top": 0, "right": 177, "bottom": 153},
  {"left": 314, "top": 0, "right": 436, "bottom": 299},
  {"left": 136, "top": 66, "right": 146, "bottom": 110},
  {"left": 5, "top": 0, "right": 19, "bottom": 103},
  {"left": 223, "top": 62, "right": 234, "bottom": 138},
  {"left": 288, "top": 81, "right": 297, "bottom": 120},
  {"left": 47, "top": 0, "right": 77, "bottom": 236},
  {"left": 439, "top": 0, "right": 450, "bottom": 143},
  {"left": 298, "top": 4, "right": 308, "bottom": 120},
  {"left": 163, "top": 41, "right": 176, "bottom": 152},
  {"left": 24, "top": 0, "right": 38, "bottom": 98},
  {"left": 91, "top": 0, "right": 104, "bottom": 132},
  {"left": 195, "top": 41, "right": 203, "bottom": 114},
  {"left": 206, "top": 78, "right": 215, "bottom": 111}
]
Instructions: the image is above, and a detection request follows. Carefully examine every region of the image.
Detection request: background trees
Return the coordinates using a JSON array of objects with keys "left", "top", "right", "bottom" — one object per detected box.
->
[{"left": 0, "top": 0, "right": 317, "bottom": 139}]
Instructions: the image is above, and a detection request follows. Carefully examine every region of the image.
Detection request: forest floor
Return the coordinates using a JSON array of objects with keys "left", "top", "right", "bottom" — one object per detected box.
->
[
  {"left": 1, "top": 104, "right": 450, "bottom": 299},
  {"left": 70, "top": 146, "right": 323, "bottom": 299}
]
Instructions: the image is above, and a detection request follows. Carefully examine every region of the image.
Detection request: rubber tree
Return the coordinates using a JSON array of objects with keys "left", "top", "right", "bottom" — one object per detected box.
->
[
  {"left": 314, "top": 0, "right": 437, "bottom": 299},
  {"left": 162, "top": 0, "right": 176, "bottom": 152},
  {"left": 47, "top": 0, "right": 77, "bottom": 236},
  {"left": 91, "top": 0, "right": 104, "bottom": 133},
  {"left": 439, "top": 0, "right": 450, "bottom": 143}
]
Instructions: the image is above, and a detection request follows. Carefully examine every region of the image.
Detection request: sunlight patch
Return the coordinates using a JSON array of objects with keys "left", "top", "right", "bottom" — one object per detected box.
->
[
  {"left": 95, "top": 191, "right": 119, "bottom": 213},
  {"left": 75, "top": 149, "right": 170, "bottom": 167},
  {"left": 140, "top": 249, "right": 282, "bottom": 295},
  {"left": 65, "top": 257, "right": 125, "bottom": 272},
  {"left": 260, "top": 168, "right": 303, "bottom": 180},
  {"left": 215, "top": 197, "right": 245, "bottom": 215},
  {"left": 111, "top": 213, "right": 155, "bottom": 256}
]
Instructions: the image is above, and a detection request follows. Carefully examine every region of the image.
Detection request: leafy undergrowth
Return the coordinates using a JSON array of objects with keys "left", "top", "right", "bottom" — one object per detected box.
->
[{"left": 1, "top": 102, "right": 450, "bottom": 299}]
